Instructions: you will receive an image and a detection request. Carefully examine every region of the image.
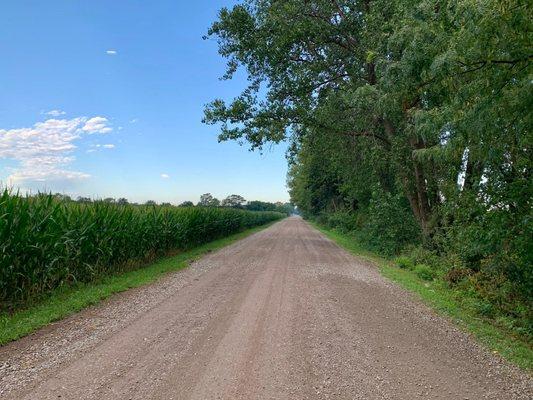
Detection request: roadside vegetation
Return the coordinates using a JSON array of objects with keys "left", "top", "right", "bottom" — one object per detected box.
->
[
  {"left": 203, "top": 0, "right": 532, "bottom": 364},
  {"left": 59, "top": 192, "right": 294, "bottom": 215},
  {"left": 0, "top": 222, "right": 277, "bottom": 345},
  {"left": 314, "top": 223, "right": 533, "bottom": 370},
  {"left": 0, "top": 189, "right": 285, "bottom": 313}
]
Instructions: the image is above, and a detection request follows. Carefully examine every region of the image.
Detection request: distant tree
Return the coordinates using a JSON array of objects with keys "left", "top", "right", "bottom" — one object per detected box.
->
[
  {"left": 53, "top": 193, "right": 72, "bottom": 202},
  {"left": 117, "top": 198, "right": 129, "bottom": 206},
  {"left": 283, "top": 203, "right": 296, "bottom": 215},
  {"left": 103, "top": 197, "right": 116, "bottom": 203},
  {"left": 76, "top": 196, "right": 92, "bottom": 203},
  {"left": 245, "top": 200, "right": 294, "bottom": 215},
  {"left": 161, "top": 202, "right": 172, "bottom": 207},
  {"left": 145, "top": 200, "right": 157, "bottom": 206},
  {"left": 221, "top": 194, "right": 246, "bottom": 208},
  {"left": 245, "top": 200, "right": 271, "bottom": 212},
  {"left": 198, "top": 193, "right": 220, "bottom": 207},
  {"left": 198, "top": 193, "right": 213, "bottom": 206},
  {"left": 179, "top": 201, "right": 194, "bottom": 207}
]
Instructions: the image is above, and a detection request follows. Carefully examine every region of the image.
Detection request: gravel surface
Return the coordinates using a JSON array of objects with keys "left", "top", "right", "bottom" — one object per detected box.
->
[{"left": 0, "top": 216, "right": 531, "bottom": 399}]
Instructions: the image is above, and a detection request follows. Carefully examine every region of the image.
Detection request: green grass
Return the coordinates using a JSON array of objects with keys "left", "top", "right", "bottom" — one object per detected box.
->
[
  {"left": 311, "top": 222, "right": 533, "bottom": 371},
  {"left": 0, "top": 222, "right": 277, "bottom": 346}
]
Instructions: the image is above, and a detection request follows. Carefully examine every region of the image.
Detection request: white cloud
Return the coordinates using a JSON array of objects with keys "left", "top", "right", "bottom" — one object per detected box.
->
[
  {"left": 89, "top": 143, "right": 115, "bottom": 150},
  {"left": 161, "top": 173, "right": 170, "bottom": 179},
  {"left": 82, "top": 117, "right": 112, "bottom": 134},
  {"left": 43, "top": 109, "right": 66, "bottom": 117},
  {"left": 129, "top": 118, "right": 138, "bottom": 124},
  {"left": 0, "top": 116, "right": 112, "bottom": 187},
  {"left": 106, "top": 49, "right": 117, "bottom": 55}
]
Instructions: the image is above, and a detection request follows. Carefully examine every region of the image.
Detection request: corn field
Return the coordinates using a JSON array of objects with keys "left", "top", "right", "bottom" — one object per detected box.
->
[{"left": 0, "top": 190, "right": 284, "bottom": 310}]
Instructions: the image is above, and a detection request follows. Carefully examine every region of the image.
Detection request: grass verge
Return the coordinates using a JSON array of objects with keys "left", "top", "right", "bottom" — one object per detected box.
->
[
  {"left": 311, "top": 222, "right": 533, "bottom": 371},
  {"left": 0, "top": 221, "right": 278, "bottom": 346}
]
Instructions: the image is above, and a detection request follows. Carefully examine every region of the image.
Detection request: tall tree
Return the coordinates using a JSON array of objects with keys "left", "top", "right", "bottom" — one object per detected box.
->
[
  {"left": 221, "top": 194, "right": 246, "bottom": 208},
  {"left": 205, "top": 0, "right": 531, "bottom": 239},
  {"left": 198, "top": 193, "right": 220, "bottom": 207}
]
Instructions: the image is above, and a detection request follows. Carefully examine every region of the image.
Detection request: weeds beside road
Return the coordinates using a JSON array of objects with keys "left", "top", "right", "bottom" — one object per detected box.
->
[{"left": 313, "top": 222, "right": 533, "bottom": 371}]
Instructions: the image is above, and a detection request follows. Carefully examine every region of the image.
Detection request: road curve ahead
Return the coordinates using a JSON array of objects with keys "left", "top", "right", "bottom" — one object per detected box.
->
[{"left": 0, "top": 217, "right": 531, "bottom": 400}]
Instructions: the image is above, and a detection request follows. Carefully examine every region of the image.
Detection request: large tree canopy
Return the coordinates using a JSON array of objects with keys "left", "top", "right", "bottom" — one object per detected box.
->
[{"left": 205, "top": 0, "right": 532, "bottom": 330}]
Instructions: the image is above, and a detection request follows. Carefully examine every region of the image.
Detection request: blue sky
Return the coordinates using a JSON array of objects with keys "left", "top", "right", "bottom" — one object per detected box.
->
[{"left": 0, "top": 1, "right": 289, "bottom": 204}]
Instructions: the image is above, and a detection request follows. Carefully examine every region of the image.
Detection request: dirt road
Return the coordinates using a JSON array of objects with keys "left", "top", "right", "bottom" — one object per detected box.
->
[{"left": 0, "top": 217, "right": 531, "bottom": 399}]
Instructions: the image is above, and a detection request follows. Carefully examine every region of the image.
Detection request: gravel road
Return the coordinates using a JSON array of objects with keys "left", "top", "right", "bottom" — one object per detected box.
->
[{"left": 0, "top": 217, "right": 531, "bottom": 399}]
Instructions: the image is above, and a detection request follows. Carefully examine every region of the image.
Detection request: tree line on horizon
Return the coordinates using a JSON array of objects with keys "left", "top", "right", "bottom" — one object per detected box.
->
[
  {"left": 50, "top": 192, "right": 294, "bottom": 214},
  {"left": 203, "top": 1, "right": 531, "bottom": 340}
]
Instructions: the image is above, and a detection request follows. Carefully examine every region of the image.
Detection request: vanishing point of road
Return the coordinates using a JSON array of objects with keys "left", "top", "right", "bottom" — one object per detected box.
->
[{"left": 0, "top": 217, "right": 531, "bottom": 399}]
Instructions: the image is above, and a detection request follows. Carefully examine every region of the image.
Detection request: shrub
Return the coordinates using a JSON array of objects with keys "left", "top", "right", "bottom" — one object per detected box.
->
[
  {"left": 444, "top": 267, "right": 471, "bottom": 286},
  {"left": 359, "top": 190, "right": 420, "bottom": 256},
  {"left": 395, "top": 256, "right": 415, "bottom": 270},
  {"left": 325, "top": 211, "right": 360, "bottom": 232},
  {"left": 414, "top": 264, "right": 435, "bottom": 281},
  {"left": 473, "top": 300, "right": 495, "bottom": 318},
  {"left": 402, "top": 245, "right": 442, "bottom": 270}
]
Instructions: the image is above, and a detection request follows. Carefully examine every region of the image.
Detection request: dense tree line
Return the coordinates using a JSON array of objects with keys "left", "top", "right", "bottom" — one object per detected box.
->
[
  {"left": 197, "top": 193, "right": 294, "bottom": 214},
  {"left": 51, "top": 193, "right": 294, "bottom": 215},
  {"left": 204, "top": 1, "right": 531, "bottom": 337}
]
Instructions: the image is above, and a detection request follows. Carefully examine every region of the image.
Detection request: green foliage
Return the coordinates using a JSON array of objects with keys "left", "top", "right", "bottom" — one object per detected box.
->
[
  {"left": 206, "top": 0, "right": 532, "bottom": 340},
  {"left": 0, "top": 223, "right": 273, "bottom": 345},
  {"left": 401, "top": 245, "right": 443, "bottom": 271},
  {"left": 323, "top": 211, "right": 360, "bottom": 233},
  {"left": 0, "top": 190, "right": 283, "bottom": 310},
  {"left": 414, "top": 264, "right": 435, "bottom": 281},
  {"left": 221, "top": 194, "right": 246, "bottom": 208},
  {"left": 395, "top": 256, "right": 415, "bottom": 270},
  {"left": 198, "top": 193, "right": 220, "bottom": 207},
  {"left": 359, "top": 191, "right": 421, "bottom": 255},
  {"left": 245, "top": 200, "right": 295, "bottom": 215},
  {"left": 398, "top": 244, "right": 532, "bottom": 341}
]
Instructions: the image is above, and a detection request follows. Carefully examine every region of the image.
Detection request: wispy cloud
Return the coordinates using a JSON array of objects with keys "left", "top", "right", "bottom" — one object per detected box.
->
[
  {"left": 82, "top": 117, "right": 112, "bottom": 134},
  {"left": 0, "top": 116, "right": 113, "bottom": 187},
  {"left": 86, "top": 143, "right": 116, "bottom": 153},
  {"left": 129, "top": 118, "right": 138, "bottom": 124},
  {"left": 161, "top": 173, "right": 170, "bottom": 179},
  {"left": 43, "top": 109, "right": 66, "bottom": 117},
  {"left": 106, "top": 49, "right": 117, "bottom": 55}
]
